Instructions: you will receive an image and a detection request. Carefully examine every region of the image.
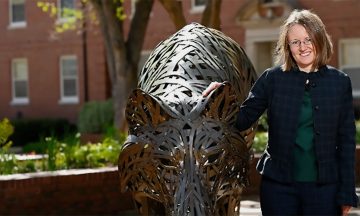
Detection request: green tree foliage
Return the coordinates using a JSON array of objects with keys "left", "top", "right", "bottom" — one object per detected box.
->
[
  {"left": 0, "top": 118, "right": 14, "bottom": 148},
  {"left": 37, "top": 0, "right": 105, "bottom": 33}
]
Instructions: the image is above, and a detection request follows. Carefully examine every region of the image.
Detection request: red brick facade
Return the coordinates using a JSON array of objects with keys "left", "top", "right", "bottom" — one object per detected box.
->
[
  {"left": 0, "top": 0, "right": 359, "bottom": 123},
  {"left": 0, "top": 0, "right": 109, "bottom": 123}
]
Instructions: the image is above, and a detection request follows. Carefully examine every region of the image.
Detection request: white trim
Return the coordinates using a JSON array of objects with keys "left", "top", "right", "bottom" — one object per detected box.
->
[
  {"left": 0, "top": 167, "right": 117, "bottom": 180},
  {"left": 190, "top": 0, "right": 206, "bottom": 14},
  {"left": 8, "top": 0, "right": 26, "bottom": 29},
  {"left": 8, "top": 21, "right": 26, "bottom": 29},
  {"left": 59, "top": 55, "right": 79, "bottom": 104},
  {"left": 353, "top": 91, "right": 360, "bottom": 98},
  {"left": 338, "top": 38, "right": 360, "bottom": 98},
  {"left": 10, "top": 98, "right": 29, "bottom": 105},
  {"left": 244, "top": 28, "right": 279, "bottom": 74},
  {"left": 338, "top": 38, "right": 360, "bottom": 67},
  {"left": 58, "top": 97, "right": 79, "bottom": 104}
]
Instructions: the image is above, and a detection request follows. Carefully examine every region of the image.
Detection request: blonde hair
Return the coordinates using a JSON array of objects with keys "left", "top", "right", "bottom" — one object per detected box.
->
[{"left": 275, "top": 9, "right": 333, "bottom": 72}]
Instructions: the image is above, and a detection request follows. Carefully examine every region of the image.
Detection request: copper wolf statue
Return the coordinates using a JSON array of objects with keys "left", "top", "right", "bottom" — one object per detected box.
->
[{"left": 118, "top": 23, "right": 258, "bottom": 216}]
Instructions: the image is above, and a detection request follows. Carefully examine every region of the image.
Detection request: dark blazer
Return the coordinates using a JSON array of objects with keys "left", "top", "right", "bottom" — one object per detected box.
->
[{"left": 235, "top": 65, "right": 358, "bottom": 207}]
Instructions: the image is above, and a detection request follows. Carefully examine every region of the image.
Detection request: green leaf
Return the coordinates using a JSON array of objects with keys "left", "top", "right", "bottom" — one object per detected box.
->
[{"left": 0, "top": 118, "right": 14, "bottom": 146}]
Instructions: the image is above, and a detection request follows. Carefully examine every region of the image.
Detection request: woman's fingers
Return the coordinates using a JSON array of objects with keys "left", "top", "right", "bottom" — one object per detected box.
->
[
  {"left": 342, "top": 205, "right": 351, "bottom": 216},
  {"left": 202, "top": 82, "right": 222, "bottom": 97}
]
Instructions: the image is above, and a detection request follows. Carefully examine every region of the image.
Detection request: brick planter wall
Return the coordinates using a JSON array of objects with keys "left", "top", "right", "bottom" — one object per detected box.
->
[
  {"left": 0, "top": 167, "right": 136, "bottom": 215},
  {"left": 1, "top": 146, "right": 359, "bottom": 214}
]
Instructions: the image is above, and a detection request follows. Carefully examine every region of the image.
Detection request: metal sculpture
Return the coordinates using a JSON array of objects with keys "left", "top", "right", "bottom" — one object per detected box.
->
[{"left": 118, "top": 23, "right": 258, "bottom": 216}]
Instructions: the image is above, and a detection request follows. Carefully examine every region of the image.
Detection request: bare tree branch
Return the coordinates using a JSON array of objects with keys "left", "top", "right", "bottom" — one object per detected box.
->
[
  {"left": 201, "top": 0, "right": 222, "bottom": 30},
  {"left": 89, "top": 0, "right": 126, "bottom": 84},
  {"left": 127, "top": 0, "right": 154, "bottom": 70}
]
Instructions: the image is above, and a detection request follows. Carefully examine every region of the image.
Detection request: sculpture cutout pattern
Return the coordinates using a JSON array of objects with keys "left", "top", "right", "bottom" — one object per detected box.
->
[{"left": 118, "top": 23, "right": 258, "bottom": 216}]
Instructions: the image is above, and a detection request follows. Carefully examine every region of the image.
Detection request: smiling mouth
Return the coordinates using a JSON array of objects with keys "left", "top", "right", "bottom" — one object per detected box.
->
[{"left": 300, "top": 51, "right": 311, "bottom": 57}]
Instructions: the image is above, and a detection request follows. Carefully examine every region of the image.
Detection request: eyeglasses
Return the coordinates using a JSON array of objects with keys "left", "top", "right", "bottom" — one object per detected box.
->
[{"left": 288, "top": 38, "right": 312, "bottom": 48}]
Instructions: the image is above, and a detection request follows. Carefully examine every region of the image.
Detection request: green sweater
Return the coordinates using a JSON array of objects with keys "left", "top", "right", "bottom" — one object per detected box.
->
[{"left": 293, "top": 91, "right": 318, "bottom": 182}]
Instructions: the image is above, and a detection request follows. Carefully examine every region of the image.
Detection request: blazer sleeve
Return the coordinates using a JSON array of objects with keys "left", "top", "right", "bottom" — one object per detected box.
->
[
  {"left": 234, "top": 69, "right": 271, "bottom": 131},
  {"left": 337, "top": 75, "right": 359, "bottom": 207}
]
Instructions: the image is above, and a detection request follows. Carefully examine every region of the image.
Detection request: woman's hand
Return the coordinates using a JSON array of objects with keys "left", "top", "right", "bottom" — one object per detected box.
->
[
  {"left": 202, "top": 82, "right": 223, "bottom": 97},
  {"left": 342, "top": 205, "right": 351, "bottom": 216}
]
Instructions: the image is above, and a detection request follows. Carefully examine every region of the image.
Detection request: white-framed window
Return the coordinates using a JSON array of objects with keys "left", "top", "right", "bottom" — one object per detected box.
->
[
  {"left": 59, "top": 55, "right": 79, "bottom": 104},
  {"left": 191, "top": 0, "right": 206, "bottom": 13},
  {"left": 339, "top": 38, "right": 360, "bottom": 98},
  {"left": 11, "top": 58, "right": 29, "bottom": 105},
  {"left": 9, "top": 0, "right": 26, "bottom": 28},
  {"left": 244, "top": 28, "right": 279, "bottom": 75},
  {"left": 58, "top": 0, "right": 75, "bottom": 22}
]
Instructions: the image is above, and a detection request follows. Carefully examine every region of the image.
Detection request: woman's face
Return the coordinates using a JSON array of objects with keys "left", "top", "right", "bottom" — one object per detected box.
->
[{"left": 287, "top": 24, "right": 316, "bottom": 72}]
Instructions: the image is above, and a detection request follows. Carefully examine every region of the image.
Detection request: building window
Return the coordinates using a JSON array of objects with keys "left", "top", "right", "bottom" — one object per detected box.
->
[
  {"left": 9, "top": 0, "right": 26, "bottom": 28},
  {"left": 191, "top": 0, "right": 206, "bottom": 13},
  {"left": 11, "top": 58, "right": 29, "bottom": 105},
  {"left": 339, "top": 38, "right": 360, "bottom": 98},
  {"left": 58, "top": 0, "right": 75, "bottom": 21},
  {"left": 60, "top": 55, "right": 78, "bottom": 104},
  {"left": 243, "top": 28, "right": 279, "bottom": 76}
]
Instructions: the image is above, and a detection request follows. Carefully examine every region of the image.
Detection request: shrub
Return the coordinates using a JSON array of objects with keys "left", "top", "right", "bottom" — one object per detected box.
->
[
  {"left": 9, "top": 118, "right": 76, "bottom": 146},
  {"left": 19, "top": 132, "right": 126, "bottom": 173},
  {"left": 257, "top": 113, "right": 268, "bottom": 132},
  {"left": 78, "top": 100, "right": 114, "bottom": 134},
  {"left": 354, "top": 106, "right": 360, "bottom": 120},
  {"left": 252, "top": 121, "right": 360, "bottom": 152},
  {"left": 0, "top": 118, "right": 14, "bottom": 147},
  {"left": 252, "top": 132, "right": 268, "bottom": 153},
  {"left": 0, "top": 118, "right": 17, "bottom": 174}
]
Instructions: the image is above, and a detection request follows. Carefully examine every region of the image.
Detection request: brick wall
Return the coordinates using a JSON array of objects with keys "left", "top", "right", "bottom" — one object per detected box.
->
[
  {"left": 0, "top": 167, "right": 136, "bottom": 215},
  {"left": 0, "top": 0, "right": 109, "bottom": 123}
]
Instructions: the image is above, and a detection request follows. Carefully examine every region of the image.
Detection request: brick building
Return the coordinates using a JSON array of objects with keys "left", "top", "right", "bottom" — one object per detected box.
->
[
  {"left": 0, "top": 0, "right": 359, "bottom": 124},
  {"left": 0, "top": 0, "right": 111, "bottom": 123}
]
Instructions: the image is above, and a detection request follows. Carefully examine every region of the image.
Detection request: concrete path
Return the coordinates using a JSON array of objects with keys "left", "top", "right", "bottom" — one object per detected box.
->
[
  {"left": 239, "top": 187, "right": 360, "bottom": 216},
  {"left": 121, "top": 188, "right": 360, "bottom": 215}
]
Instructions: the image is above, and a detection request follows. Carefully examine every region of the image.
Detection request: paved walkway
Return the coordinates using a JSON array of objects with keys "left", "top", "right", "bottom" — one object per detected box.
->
[
  {"left": 240, "top": 187, "right": 360, "bottom": 216},
  {"left": 122, "top": 188, "right": 360, "bottom": 215}
]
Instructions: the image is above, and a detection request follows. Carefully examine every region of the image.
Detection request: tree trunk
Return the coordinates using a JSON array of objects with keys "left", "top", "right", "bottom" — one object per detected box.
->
[
  {"left": 158, "top": 0, "right": 186, "bottom": 30},
  {"left": 201, "top": 0, "right": 222, "bottom": 30},
  {"left": 113, "top": 68, "right": 136, "bottom": 132},
  {"left": 90, "top": 0, "right": 153, "bottom": 131}
]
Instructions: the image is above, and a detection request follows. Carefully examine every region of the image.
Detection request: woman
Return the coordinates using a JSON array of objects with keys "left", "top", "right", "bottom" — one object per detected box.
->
[{"left": 203, "top": 9, "right": 358, "bottom": 215}]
